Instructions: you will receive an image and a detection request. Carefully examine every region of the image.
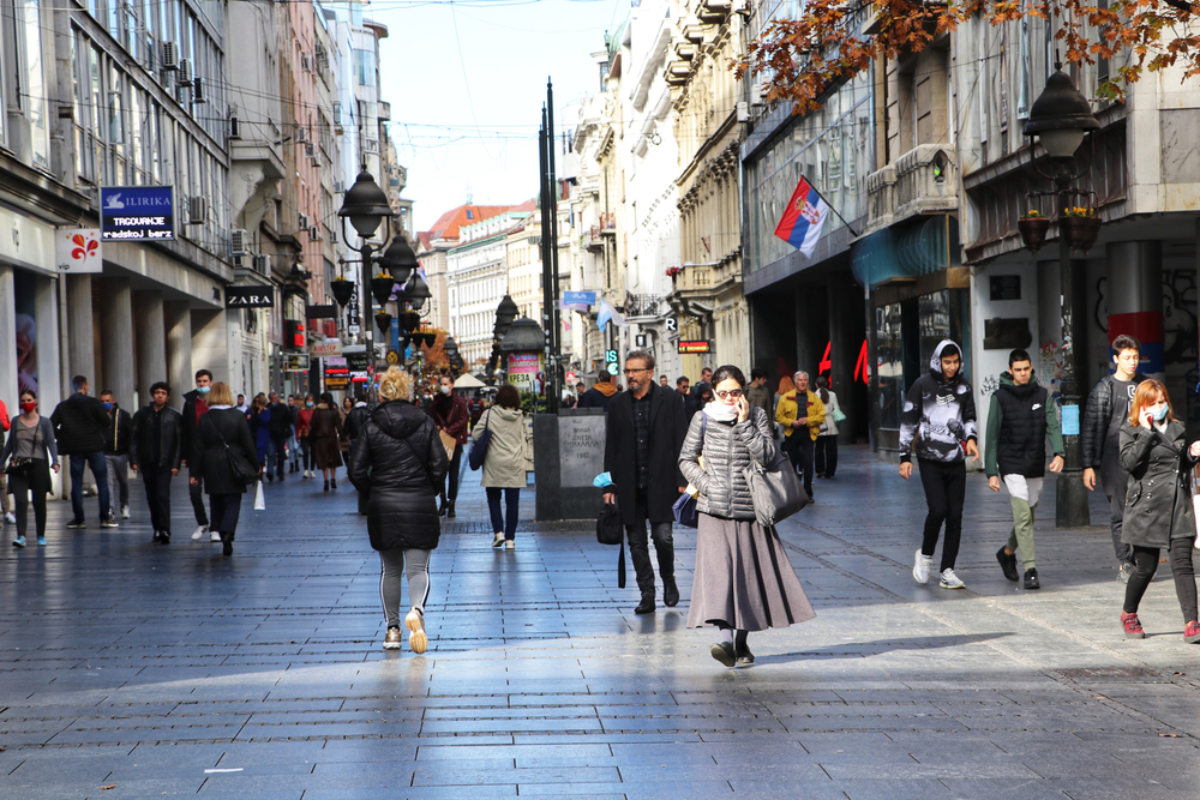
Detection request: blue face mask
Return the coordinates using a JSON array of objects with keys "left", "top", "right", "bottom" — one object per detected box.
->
[
  {"left": 197, "top": 385, "right": 210, "bottom": 395},
  {"left": 306, "top": 401, "right": 314, "bottom": 408},
  {"left": 1152, "top": 404, "right": 1169, "bottom": 422},
  {"left": 102, "top": 402, "right": 113, "bottom": 410}
]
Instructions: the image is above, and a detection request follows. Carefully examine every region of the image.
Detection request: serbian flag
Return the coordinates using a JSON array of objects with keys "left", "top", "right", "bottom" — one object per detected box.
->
[{"left": 774, "top": 176, "right": 830, "bottom": 258}]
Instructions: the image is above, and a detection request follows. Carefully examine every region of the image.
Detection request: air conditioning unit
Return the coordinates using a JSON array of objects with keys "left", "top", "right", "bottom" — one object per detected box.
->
[
  {"left": 749, "top": 82, "right": 766, "bottom": 106},
  {"left": 296, "top": 126, "right": 308, "bottom": 143},
  {"left": 177, "top": 59, "right": 191, "bottom": 86},
  {"left": 329, "top": 230, "right": 338, "bottom": 244},
  {"left": 188, "top": 196, "right": 207, "bottom": 225},
  {"left": 333, "top": 180, "right": 344, "bottom": 193},
  {"left": 301, "top": 53, "right": 312, "bottom": 73},
  {"left": 331, "top": 101, "right": 341, "bottom": 119},
  {"left": 305, "top": 141, "right": 315, "bottom": 158},
  {"left": 736, "top": 101, "right": 749, "bottom": 122},
  {"left": 229, "top": 115, "right": 241, "bottom": 139},
  {"left": 252, "top": 254, "right": 271, "bottom": 275},
  {"left": 365, "top": 138, "right": 379, "bottom": 153},
  {"left": 232, "top": 254, "right": 246, "bottom": 268},
  {"left": 308, "top": 226, "right": 320, "bottom": 242},
  {"left": 298, "top": 213, "right": 310, "bottom": 230},
  {"left": 316, "top": 51, "right": 328, "bottom": 73},
  {"left": 160, "top": 42, "right": 178, "bottom": 71},
  {"left": 230, "top": 229, "right": 249, "bottom": 255},
  {"left": 192, "top": 78, "right": 206, "bottom": 103}
]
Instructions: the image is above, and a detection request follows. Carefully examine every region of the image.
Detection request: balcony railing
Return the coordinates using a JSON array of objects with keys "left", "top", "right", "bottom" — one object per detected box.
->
[
  {"left": 866, "top": 144, "right": 957, "bottom": 233},
  {"left": 625, "top": 293, "right": 664, "bottom": 319}
]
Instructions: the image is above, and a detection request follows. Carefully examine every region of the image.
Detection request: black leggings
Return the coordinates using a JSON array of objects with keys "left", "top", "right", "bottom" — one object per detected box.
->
[
  {"left": 300, "top": 438, "right": 314, "bottom": 470},
  {"left": 918, "top": 459, "right": 966, "bottom": 572},
  {"left": 1123, "top": 541, "right": 1198, "bottom": 623},
  {"left": 10, "top": 461, "right": 51, "bottom": 539}
]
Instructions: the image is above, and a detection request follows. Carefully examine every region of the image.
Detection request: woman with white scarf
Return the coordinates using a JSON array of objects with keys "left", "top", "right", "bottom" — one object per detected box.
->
[{"left": 679, "top": 365, "right": 816, "bottom": 668}]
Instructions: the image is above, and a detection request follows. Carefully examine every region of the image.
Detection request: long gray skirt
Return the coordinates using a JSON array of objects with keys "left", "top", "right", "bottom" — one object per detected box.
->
[{"left": 687, "top": 512, "right": 816, "bottom": 632}]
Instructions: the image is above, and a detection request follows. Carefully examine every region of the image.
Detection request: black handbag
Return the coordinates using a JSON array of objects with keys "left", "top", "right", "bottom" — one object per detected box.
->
[
  {"left": 204, "top": 414, "right": 257, "bottom": 487},
  {"left": 596, "top": 502, "right": 626, "bottom": 588},
  {"left": 468, "top": 409, "right": 493, "bottom": 471}
]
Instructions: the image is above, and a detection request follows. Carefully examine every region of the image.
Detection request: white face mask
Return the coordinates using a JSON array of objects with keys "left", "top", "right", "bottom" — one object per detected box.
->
[{"left": 439, "top": 385, "right": 451, "bottom": 395}]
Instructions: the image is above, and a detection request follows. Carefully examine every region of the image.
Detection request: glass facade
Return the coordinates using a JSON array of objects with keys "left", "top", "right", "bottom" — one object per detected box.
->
[{"left": 745, "top": 72, "right": 873, "bottom": 273}]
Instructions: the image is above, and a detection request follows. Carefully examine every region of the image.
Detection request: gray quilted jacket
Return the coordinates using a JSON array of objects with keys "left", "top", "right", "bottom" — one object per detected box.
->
[{"left": 679, "top": 405, "right": 777, "bottom": 521}]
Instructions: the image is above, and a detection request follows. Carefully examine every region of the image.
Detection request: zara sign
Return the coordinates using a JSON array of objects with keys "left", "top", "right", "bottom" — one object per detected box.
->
[{"left": 225, "top": 285, "right": 274, "bottom": 308}]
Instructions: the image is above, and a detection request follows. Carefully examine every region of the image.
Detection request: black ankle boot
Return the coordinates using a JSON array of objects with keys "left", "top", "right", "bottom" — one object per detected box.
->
[
  {"left": 323, "top": 479, "right": 330, "bottom": 492},
  {"left": 634, "top": 595, "right": 655, "bottom": 614},
  {"left": 663, "top": 577, "right": 679, "bottom": 607},
  {"left": 446, "top": 500, "right": 455, "bottom": 518},
  {"left": 331, "top": 478, "right": 337, "bottom": 490},
  {"left": 220, "top": 532, "right": 233, "bottom": 557},
  {"left": 438, "top": 495, "right": 447, "bottom": 516}
]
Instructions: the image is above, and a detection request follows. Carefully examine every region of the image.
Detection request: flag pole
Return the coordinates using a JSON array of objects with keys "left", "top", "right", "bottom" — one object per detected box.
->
[{"left": 808, "top": 182, "right": 860, "bottom": 238}]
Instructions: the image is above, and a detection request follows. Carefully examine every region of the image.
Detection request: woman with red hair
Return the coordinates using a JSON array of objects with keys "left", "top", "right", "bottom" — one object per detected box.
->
[{"left": 1119, "top": 379, "right": 1200, "bottom": 642}]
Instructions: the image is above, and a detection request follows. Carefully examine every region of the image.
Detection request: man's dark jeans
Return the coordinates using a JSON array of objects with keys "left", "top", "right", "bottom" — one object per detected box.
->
[
  {"left": 141, "top": 466, "right": 173, "bottom": 533},
  {"left": 1101, "top": 457, "right": 1135, "bottom": 566},
  {"left": 268, "top": 435, "right": 288, "bottom": 479},
  {"left": 69, "top": 451, "right": 110, "bottom": 522},
  {"left": 625, "top": 488, "right": 675, "bottom": 597},
  {"left": 784, "top": 433, "right": 815, "bottom": 499}
]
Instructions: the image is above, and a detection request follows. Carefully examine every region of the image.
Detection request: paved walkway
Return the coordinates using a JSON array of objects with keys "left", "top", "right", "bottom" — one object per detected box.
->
[{"left": 1, "top": 446, "right": 1199, "bottom": 798}]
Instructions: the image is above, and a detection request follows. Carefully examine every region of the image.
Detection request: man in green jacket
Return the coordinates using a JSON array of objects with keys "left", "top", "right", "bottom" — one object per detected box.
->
[{"left": 985, "top": 349, "right": 1065, "bottom": 590}]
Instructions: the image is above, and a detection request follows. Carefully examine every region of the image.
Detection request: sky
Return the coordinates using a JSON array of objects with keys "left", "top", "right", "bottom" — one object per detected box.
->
[{"left": 372, "top": 0, "right": 626, "bottom": 232}]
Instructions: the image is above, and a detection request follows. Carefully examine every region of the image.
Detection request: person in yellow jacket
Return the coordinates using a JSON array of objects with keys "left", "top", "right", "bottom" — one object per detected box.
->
[{"left": 775, "top": 371, "right": 825, "bottom": 502}]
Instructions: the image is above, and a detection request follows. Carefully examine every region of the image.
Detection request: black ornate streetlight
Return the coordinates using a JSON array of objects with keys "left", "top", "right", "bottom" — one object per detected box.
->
[
  {"left": 338, "top": 167, "right": 395, "bottom": 398},
  {"left": 486, "top": 295, "right": 521, "bottom": 380},
  {"left": 1024, "top": 67, "right": 1100, "bottom": 528}
]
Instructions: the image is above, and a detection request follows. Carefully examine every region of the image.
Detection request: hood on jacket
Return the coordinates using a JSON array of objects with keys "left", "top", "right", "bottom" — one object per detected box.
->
[
  {"left": 929, "top": 339, "right": 965, "bottom": 379},
  {"left": 489, "top": 406, "right": 522, "bottom": 423},
  {"left": 591, "top": 381, "right": 618, "bottom": 398},
  {"left": 998, "top": 370, "right": 1040, "bottom": 394},
  {"left": 371, "top": 400, "right": 426, "bottom": 440}
]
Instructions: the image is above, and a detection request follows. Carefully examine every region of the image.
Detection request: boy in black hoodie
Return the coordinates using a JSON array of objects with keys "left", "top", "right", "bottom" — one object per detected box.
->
[{"left": 898, "top": 340, "right": 979, "bottom": 589}]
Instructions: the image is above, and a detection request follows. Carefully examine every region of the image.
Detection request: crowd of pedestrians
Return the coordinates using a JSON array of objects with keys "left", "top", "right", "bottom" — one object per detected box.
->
[{"left": 8, "top": 331, "right": 1200, "bottom": 656}]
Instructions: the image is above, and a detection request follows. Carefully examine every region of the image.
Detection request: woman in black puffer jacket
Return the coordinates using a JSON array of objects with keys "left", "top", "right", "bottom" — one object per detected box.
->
[{"left": 349, "top": 367, "right": 449, "bottom": 653}]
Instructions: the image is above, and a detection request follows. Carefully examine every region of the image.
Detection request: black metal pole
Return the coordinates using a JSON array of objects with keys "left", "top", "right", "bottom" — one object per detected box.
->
[
  {"left": 547, "top": 79, "right": 562, "bottom": 378},
  {"left": 538, "top": 109, "right": 556, "bottom": 413},
  {"left": 1055, "top": 167, "right": 1090, "bottom": 527}
]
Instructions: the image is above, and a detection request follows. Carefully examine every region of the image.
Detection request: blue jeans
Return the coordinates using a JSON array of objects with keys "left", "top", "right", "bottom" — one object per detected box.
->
[
  {"left": 486, "top": 487, "right": 520, "bottom": 539},
  {"left": 70, "top": 451, "right": 110, "bottom": 522},
  {"left": 267, "top": 435, "right": 288, "bottom": 478}
]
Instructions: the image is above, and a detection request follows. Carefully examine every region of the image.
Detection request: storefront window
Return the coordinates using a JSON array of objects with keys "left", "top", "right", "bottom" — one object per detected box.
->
[
  {"left": 745, "top": 72, "right": 873, "bottom": 273},
  {"left": 876, "top": 303, "right": 903, "bottom": 430}
]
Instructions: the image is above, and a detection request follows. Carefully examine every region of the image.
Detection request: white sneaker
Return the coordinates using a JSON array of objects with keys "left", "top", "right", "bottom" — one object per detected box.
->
[
  {"left": 210, "top": 530, "right": 223, "bottom": 542},
  {"left": 492, "top": 532, "right": 505, "bottom": 548},
  {"left": 405, "top": 608, "right": 427, "bottom": 654},
  {"left": 913, "top": 550, "right": 933, "bottom": 585},
  {"left": 191, "top": 524, "right": 209, "bottom": 541},
  {"left": 4, "top": 512, "right": 15, "bottom": 524},
  {"left": 121, "top": 505, "right": 130, "bottom": 520},
  {"left": 939, "top": 568, "right": 966, "bottom": 590},
  {"left": 505, "top": 539, "right": 515, "bottom": 550}
]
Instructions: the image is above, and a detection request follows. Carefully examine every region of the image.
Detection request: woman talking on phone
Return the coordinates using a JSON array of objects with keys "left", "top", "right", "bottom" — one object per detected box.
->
[
  {"left": 679, "top": 365, "right": 815, "bottom": 668},
  {"left": 1118, "top": 379, "right": 1200, "bottom": 643}
]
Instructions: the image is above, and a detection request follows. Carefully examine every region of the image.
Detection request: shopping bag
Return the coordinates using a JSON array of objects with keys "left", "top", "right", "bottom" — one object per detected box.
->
[
  {"left": 254, "top": 480, "right": 266, "bottom": 511},
  {"left": 438, "top": 430, "right": 457, "bottom": 461}
]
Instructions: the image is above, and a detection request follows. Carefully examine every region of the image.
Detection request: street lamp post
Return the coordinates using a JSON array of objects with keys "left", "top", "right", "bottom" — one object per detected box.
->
[
  {"left": 338, "top": 167, "right": 395, "bottom": 402},
  {"left": 487, "top": 295, "right": 520, "bottom": 382},
  {"left": 1024, "top": 67, "right": 1100, "bottom": 528}
]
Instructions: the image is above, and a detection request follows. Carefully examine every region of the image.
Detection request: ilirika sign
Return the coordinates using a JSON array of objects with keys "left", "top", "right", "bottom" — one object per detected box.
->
[
  {"left": 100, "top": 186, "right": 174, "bottom": 240},
  {"left": 324, "top": 356, "right": 350, "bottom": 390}
]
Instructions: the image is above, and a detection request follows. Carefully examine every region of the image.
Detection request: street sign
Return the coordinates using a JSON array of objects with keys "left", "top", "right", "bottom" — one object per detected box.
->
[
  {"left": 565, "top": 371, "right": 577, "bottom": 385},
  {"left": 100, "top": 186, "right": 174, "bottom": 241},
  {"left": 281, "top": 353, "right": 310, "bottom": 372},
  {"left": 348, "top": 324, "right": 361, "bottom": 335},
  {"left": 678, "top": 340, "right": 711, "bottom": 354},
  {"left": 323, "top": 356, "right": 350, "bottom": 390},
  {"left": 226, "top": 285, "right": 274, "bottom": 308}
]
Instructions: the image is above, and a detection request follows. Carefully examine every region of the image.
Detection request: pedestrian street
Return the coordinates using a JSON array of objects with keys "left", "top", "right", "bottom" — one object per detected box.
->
[{"left": 1, "top": 447, "right": 1199, "bottom": 798}]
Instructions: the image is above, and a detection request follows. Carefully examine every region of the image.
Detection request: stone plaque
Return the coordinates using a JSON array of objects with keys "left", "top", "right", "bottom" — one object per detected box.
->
[{"left": 558, "top": 415, "right": 607, "bottom": 488}]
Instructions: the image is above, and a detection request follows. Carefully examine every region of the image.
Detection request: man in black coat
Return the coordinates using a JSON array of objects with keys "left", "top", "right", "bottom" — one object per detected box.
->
[
  {"left": 180, "top": 369, "right": 214, "bottom": 540},
  {"left": 266, "top": 391, "right": 292, "bottom": 481},
  {"left": 131, "top": 382, "right": 183, "bottom": 543},
  {"left": 51, "top": 375, "right": 114, "bottom": 529},
  {"left": 99, "top": 389, "right": 133, "bottom": 523},
  {"left": 602, "top": 350, "right": 688, "bottom": 614}
]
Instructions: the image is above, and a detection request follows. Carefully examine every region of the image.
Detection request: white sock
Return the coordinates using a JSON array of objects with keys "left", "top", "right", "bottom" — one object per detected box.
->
[{"left": 718, "top": 627, "right": 734, "bottom": 645}]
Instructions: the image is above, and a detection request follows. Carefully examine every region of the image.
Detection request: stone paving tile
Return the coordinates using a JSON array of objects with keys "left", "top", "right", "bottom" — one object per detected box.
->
[{"left": 5, "top": 448, "right": 1200, "bottom": 797}]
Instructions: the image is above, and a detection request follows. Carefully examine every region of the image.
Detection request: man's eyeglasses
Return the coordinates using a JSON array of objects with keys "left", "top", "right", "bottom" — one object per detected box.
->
[
  {"left": 715, "top": 389, "right": 744, "bottom": 400},
  {"left": 623, "top": 368, "right": 650, "bottom": 375}
]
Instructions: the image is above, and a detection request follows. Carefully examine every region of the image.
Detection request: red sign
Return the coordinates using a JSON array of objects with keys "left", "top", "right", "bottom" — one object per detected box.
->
[{"left": 678, "top": 340, "right": 711, "bottom": 354}]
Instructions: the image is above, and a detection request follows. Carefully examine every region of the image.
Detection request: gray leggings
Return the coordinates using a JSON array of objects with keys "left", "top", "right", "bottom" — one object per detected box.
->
[{"left": 378, "top": 547, "right": 432, "bottom": 628}]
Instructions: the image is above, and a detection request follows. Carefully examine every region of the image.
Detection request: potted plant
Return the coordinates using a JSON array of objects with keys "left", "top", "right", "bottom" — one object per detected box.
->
[
  {"left": 1061, "top": 206, "right": 1101, "bottom": 253},
  {"left": 1017, "top": 210, "right": 1049, "bottom": 253},
  {"left": 331, "top": 276, "right": 356, "bottom": 306},
  {"left": 370, "top": 274, "right": 395, "bottom": 306},
  {"left": 374, "top": 310, "right": 393, "bottom": 335}
]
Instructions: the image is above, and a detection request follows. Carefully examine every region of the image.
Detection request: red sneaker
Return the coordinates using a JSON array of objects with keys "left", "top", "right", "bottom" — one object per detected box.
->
[
  {"left": 1185, "top": 621, "right": 1200, "bottom": 644},
  {"left": 1122, "top": 612, "right": 1146, "bottom": 639}
]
